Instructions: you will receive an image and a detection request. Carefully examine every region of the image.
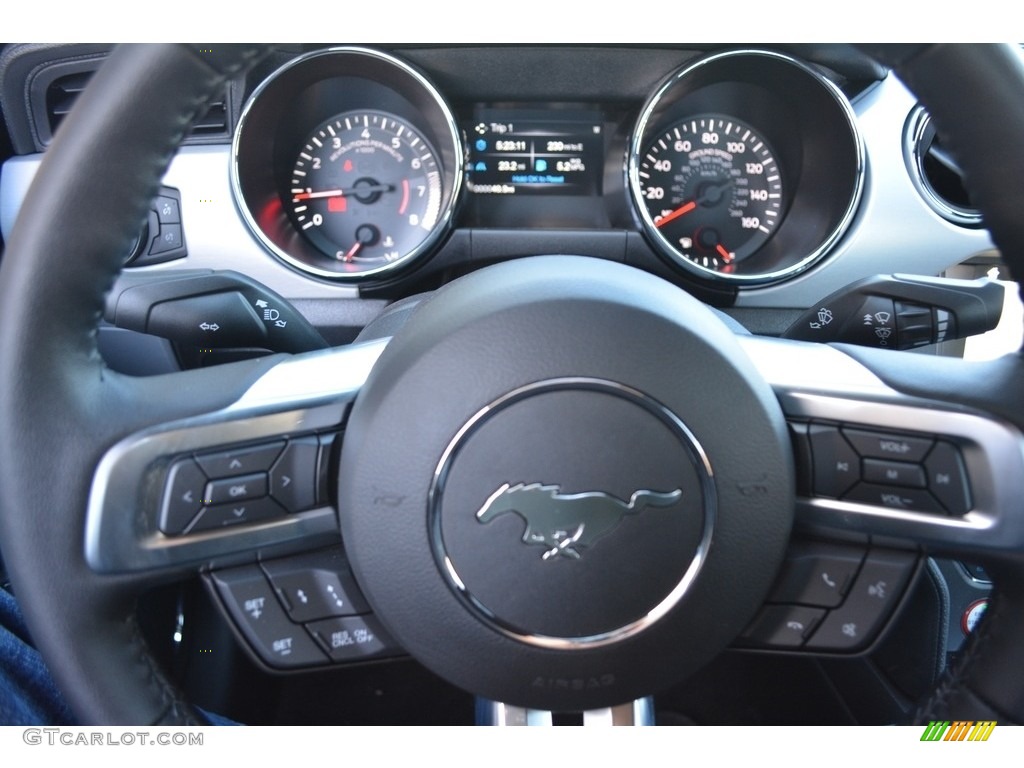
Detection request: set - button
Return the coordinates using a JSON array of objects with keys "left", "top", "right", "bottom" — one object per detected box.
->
[{"left": 210, "top": 548, "right": 402, "bottom": 670}]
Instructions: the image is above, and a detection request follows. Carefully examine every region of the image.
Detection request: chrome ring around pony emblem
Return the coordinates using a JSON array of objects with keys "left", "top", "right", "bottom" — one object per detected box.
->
[{"left": 429, "top": 377, "right": 715, "bottom": 650}]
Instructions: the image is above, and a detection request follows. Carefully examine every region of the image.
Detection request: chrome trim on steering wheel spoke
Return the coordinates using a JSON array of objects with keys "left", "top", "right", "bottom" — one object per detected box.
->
[
  {"left": 740, "top": 336, "right": 1024, "bottom": 557},
  {"left": 85, "top": 339, "right": 388, "bottom": 574}
]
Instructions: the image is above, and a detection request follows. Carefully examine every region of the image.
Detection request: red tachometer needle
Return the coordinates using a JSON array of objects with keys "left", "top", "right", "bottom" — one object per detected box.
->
[
  {"left": 341, "top": 242, "right": 362, "bottom": 262},
  {"left": 293, "top": 189, "right": 345, "bottom": 201},
  {"left": 715, "top": 244, "right": 734, "bottom": 263},
  {"left": 655, "top": 200, "right": 697, "bottom": 228}
]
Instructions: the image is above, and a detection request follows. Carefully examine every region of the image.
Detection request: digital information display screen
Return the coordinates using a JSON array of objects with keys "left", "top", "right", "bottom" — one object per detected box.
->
[{"left": 467, "top": 108, "right": 605, "bottom": 196}]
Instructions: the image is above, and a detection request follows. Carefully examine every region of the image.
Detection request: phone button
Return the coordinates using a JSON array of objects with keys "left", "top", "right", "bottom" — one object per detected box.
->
[
  {"left": 739, "top": 605, "right": 827, "bottom": 648},
  {"left": 767, "top": 542, "right": 865, "bottom": 608}
]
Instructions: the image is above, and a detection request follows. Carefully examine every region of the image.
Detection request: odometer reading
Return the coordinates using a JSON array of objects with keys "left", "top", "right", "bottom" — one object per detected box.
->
[
  {"left": 636, "top": 114, "right": 783, "bottom": 274},
  {"left": 288, "top": 110, "right": 443, "bottom": 272}
]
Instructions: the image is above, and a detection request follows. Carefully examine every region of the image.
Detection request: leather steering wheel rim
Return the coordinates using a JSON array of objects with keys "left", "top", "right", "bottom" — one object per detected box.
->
[
  {"left": 0, "top": 44, "right": 274, "bottom": 725},
  {"left": 1, "top": 43, "right": 1023, "bottom": 725}
]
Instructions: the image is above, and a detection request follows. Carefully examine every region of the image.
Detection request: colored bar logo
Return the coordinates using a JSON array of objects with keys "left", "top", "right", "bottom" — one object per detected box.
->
[{"left": 920, "top": 720, "right": 997, "bottom": 741}]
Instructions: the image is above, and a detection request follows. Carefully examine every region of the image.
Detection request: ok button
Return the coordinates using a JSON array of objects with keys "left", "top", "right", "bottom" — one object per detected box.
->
[{"left": 205, "top": 473, "right": 268, "bottom": 505}]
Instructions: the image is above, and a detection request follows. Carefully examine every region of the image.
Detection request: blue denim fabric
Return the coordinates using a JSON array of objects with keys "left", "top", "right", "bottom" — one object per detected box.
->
[
  {"left": 1, "top": 588, "right": 238, "bottom": 725},
  {"left": 0, "top": 587, "right": 77, "bottom": 725}
]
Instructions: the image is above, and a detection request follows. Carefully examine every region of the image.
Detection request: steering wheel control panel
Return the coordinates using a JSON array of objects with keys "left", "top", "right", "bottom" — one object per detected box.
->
[
  {"left": 789, "top": 420, "right": 972, "bottom": 517},
  {"left": 209, "top": 547, "right": 403, "bottom": 669},
  {"left": 740, "top": 540, "right": 918, "bottom": 652},
  {"left": 159, "top": 433, "right": 334, "bottom": 536}
]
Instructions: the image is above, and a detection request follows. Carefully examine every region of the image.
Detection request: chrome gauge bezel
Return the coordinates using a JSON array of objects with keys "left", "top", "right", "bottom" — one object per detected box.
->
[
  {"left": 628, "top": 49, "right": 865, "bottom": 286},
  {"left": 231, "top": 47, "right": 464, "bottom": 283}
]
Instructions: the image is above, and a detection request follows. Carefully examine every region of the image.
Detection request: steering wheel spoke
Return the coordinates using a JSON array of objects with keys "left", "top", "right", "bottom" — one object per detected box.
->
[
  {"left": 86, "top": 339, "right": 386, "bottom": 576},
  {"left": 741, "top": 335, "right": 1024, "bottom": 563}
]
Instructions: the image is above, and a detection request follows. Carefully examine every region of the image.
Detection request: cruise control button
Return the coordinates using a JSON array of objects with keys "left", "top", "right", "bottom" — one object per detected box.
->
[
  {"left": 842, "top": 428, "right": 933, "bottom": 462},
  {"left": 160, "top": 457, "right": 206, "bottom": 534},
  {"left": 204, "top": 472, "right": 268, "bottom": 505},
  {"left": 307, "top": 614, "right": 403, "bottom": 662},
  {"left": 211, "top": 566, "right": 328, "bottom": 668},
  {"left": 862, "top": 459, "right": 927, "bottom": 489},
  {"left": 842, "top": 483, "right": 943, "bottom": 514},
  {"left": 263, "top": 548, "right": 370, "bottom": 622},
  {"left": 924, "top": 441, "right": 972, "bottom": 515},
  {"left": 767, "top": 542, "right": 865, "bottom": 608},
  {"left": 188, "top": 496, "right": 286, "bottom": 532},
  {"left": 269, "top": 437, "right": 319, "bottom": 513},
  {"left": 196, "top": 441, "right": 285, "bottom": 478},
  {"left": 740, "top": 605, "right": 826, "bottom": 648},
  {"left": 806, "top": 549, "right": 916, "bottom": 651},
  {"left": 808, "top": 424, "right": 859, "bottom": 498}
]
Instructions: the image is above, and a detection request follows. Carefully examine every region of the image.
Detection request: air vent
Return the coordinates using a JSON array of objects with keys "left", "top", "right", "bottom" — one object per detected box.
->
[
  {"left": 45, "top": 70, "right": 92, "bottom": 136},
  {"left": 903, "top": 105, "right": 982, "bottom": 228},
  {"left": 31, "top": 58, "right": 233, "bottom": 148},
  {"left": 189, "top": 97, "right": 229, "bottom": 138}
]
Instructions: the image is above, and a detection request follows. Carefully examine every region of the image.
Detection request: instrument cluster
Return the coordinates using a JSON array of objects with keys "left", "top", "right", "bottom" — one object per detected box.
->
[{"left": 232, "top": 48, "right": 864, "bottom": 288}]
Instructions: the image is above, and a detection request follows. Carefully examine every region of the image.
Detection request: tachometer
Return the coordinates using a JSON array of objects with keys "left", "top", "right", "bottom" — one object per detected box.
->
[
  {"left": 232, "top": 47, "right": 463, "bottom": 284},
  {"left": 289, "top": 111, "right": 443, "bottom": 267},
  {"left": 637, "top": 114, "right": 784, "bottom": 274}
]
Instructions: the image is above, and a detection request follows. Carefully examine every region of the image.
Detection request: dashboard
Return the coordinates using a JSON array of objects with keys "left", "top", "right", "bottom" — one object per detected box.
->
[
  {"left": 0, "top": 43, "right": 1008, "bottom": 726},
  {"left": 0, "top": 44, "right": 996, "bottom": 322},
  {"left": 233, "top": 47, "right": 864, "bottom": 287}
]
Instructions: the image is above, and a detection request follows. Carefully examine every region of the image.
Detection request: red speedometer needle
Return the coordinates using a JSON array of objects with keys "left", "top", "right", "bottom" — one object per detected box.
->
[
  {"left": 716, "top": 244, "right": 734, "bottom": 263},
  {"left": 655, "top": 200, "right": 697, "bottom": 228},
  {"left": 293, "top": 189, "right": 344, "bottom": 201}
]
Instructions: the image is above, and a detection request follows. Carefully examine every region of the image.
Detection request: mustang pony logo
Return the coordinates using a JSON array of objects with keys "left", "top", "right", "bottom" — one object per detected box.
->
[{"left": 475, "top": 482, "right": 682, "bottom": 560}]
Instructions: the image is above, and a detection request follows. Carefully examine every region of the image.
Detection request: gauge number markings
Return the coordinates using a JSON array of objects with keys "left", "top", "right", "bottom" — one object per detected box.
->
[{"left": 638, "top": 115, "right": 784, "bottom": 272}]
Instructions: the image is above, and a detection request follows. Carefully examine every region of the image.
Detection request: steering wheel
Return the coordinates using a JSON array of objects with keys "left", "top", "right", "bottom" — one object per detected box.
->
[{"left": 1, "top": 44, "right": 1023, "bottom": 725}]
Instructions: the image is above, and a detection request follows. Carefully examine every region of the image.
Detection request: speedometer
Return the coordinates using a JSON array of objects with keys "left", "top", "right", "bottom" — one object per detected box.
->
[
  {"left": 628, "top": 50, "right": 864, "bottom": 286},
  {"left": 637, "top": 115, "right": 784, "bottom": 274}
]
